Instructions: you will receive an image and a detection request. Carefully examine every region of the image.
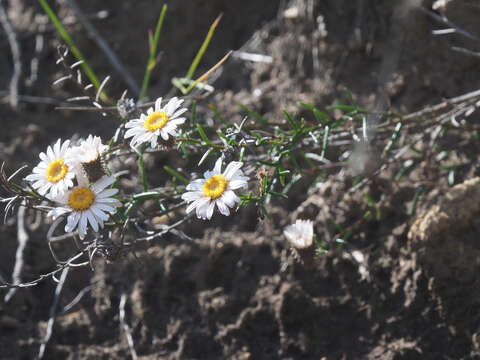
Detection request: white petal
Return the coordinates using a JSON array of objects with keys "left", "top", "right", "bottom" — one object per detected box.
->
[
  {"left": 25, "top": 173, "right": 43, "bottom": 181},
  {"left": 171, "top": 108, "right": 188, "bottom": 119},
  {"left": 223, "top": 161, "right": 244, "bottom": 180},
  {"left": 32, "top": 180, "right": 44, "bottom": 189},
  {"left": 181, "top": 191, "right": 202, "bottom": 202},
  {"left": 85, "top": 210, "right": 99, "bottom": 232},
  {"left": 65, "top": 212, "right": 80, "bottom": 232},
  {"left": 79, "top": 213, "right": 88, "bottom": 239},
  {"left": 97, "top": 188, "right": 118, "bottom": 198},
  {"left": 228, "top": 179, "right": 248, "bottom": 190},
  {"left": 160, "top": 129, "right": 169, "bottom": 140},
  {"left": 186, "top": 179, "right": 205, "bottom": 191},
  {"left": 90, "top": 205, "right": 109, "bottom": 220},
  {"left": 124, "top": 127, "right": 144, "bottom": 138},
  {"left": 203, "top": 170, "right": 216, "bottom": 179},
  {"left": 206, "top": 201, "right": 215, "bottom": 220},
  {"left": 50, "top": 184, "right": 58, "bottom": 198},
  {"left": 137, "top": 131, "right": 154, "bottom": 144},
  {"left": 221, "top": 190, "right": 239, "bottom": 207},
  {"left": 92, "top": 176, "right": 116, "bottom": 193},
  {"left": 147, "top": 107, "right": 154, "bottom": 115},
  {"left": 60, "top": 139, "right": 70, "bottom": 155},
  {"left": 39, "top": 183, "right": 51, "bottom": 195},
  {"left": 216, "top": 199, "right": 230, "bottom": 216},
  {"left": 155, "top": 97, "right": 163, "bottom": 111},
  {"left": 196, "top": 200, "right": 211, "bottom": 219},
  {"left": 150, "top": 135, "right": 158, "bottom": 148},
  {"left": 213, "top": 158, "right": 222, "bottom": 174},
  {"left": 162, "top": 123, "right": 177, "bottom": 133},
  {"left": 170, "top": 117, "right": 186, "bottom": 126},
  {"left": 48, "top": 207, "right": 70, "bottom": 220},
  {"left": 46, "top": 146, "right": 55, "bottom": 161},
  {"left": 93, "top": 200, "right": 117, "bottom": 212},
  {"left": 32, "top": 167, "right": 45, "bottom": 174},
  {"left": 186, "top": 197, "right": 209, "bottom": 215},
  {"left": 124, "top": 119, "right": 141, "bottom": 128},
  {"left": 96, "top": 197, "right": 121, "bottom": 205},
  {"left": 53, "top": 139, "right": 61, "bottom": 157},
  {"left": 165, "top": 97, "right": 179, "bottom": 116}
]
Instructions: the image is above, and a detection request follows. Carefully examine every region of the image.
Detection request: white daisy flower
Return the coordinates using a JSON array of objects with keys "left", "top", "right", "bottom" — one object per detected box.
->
[
  {"left": 181, "top": 158, "right": 248, "bottom": 220},
  {"left": 74, "top": 134, "right": 108, "bottom": 164},
  {"left": 124, "top": 96, "right": 187, "bottom": 148},
  {"left": 48, "top": 175, "right": 121, "bottom": 240},
  {"left": 72, "top": 135, "right": 108, "bottom": 182},
  {"left": 283, "top": 219, "right": 314, "bottom": 249},
  {"left": 25, "top": 139, "right": 76, "bottom": 198}
]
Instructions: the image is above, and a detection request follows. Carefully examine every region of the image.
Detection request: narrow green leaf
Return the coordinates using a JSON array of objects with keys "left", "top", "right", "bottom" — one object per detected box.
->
[
  {"left": 237, "top": 103, "right": 269, "bottom": 126},
  {"left": 321, "top": 126, "right": 330, "bottom": 157},
  {"left": 164, "top": 165, "right": 189, "bottom": 185},
  {"left": 283, "top": 110, "right": 299, "bottom": 131},
  {"left": 140, "top": 4, "right": 167, "bottom": 101},
  {"left": 186, "top": 14, "right": 222, "bottom": 79},
  {"left": 299, "top": 102, "right": 330, "bottom": 125},
  {"left": 190, "top": 100, "right": 197, "bottom": 125},
  {"left": 196, "top": 124, "right": 212, "bottom": 145},
  {"left": 198, "top": 148, "right": 213, "bottom": 166}
]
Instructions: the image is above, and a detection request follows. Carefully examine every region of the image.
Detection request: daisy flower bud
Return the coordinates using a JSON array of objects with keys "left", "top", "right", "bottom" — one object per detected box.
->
[
  {"left": 25, "top": 139, "right": 76, "bottom": 198},
  {"left": 283, "top": 219, "right": 316, "bottom": 266},
  {"left": 73, "top": 135, "right": 108, "bottom": 183},
  {"left": 181, "top": 158, "right": 249, "bottom": 220},
  {"left": 48, "top": 175, "right": 121, "bottom": 240},
  {"left": 124, "top": 96, "right": 187, "bottom": 148}
]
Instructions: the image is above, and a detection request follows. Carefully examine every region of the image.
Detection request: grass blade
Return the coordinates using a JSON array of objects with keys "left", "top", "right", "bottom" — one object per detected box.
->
[
  {"left": 164, "top": 166, "right": 189, "bottom": 185},
  {"left": 186, "top": 14, "right": 222, "bottom": 79},
  {"left": 139, "top": 4, "right": 167, "bottom": 101},
  {"left": 38, "top": 0, "right": 102, "bottom": 94}
]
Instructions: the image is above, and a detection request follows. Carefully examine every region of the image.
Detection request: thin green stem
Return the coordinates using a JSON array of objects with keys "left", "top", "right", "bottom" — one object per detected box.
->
[
  {"left": 186, "top": 14, "right": 222, "bottom": 79},
  {"left": 139, "top": 4, "right": 167, "bottom": 101},
  {"left": 38, "top": 0, "right": 105, "bottom": 98}
]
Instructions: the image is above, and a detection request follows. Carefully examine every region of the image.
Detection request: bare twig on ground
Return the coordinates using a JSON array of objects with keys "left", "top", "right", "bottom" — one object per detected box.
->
[
  {"left": 61, "top": 282, "right": 97, "bottom": 313},
  {"left": 0, "top": 0, "right": 22, "bottom": 109},
  {"left": 420, "top": 6, "right": 479, "bottom": 41},
  {"left": 0, "top": 90, "right": 68, "bottom": 105},
  {"left": 4, "top": 202, "right": 29, "bottom": 302},
  {"left": 38, "top": 267, "right": 69, "bottom": 360},
  {"left": 64, "top": 0, "right": 140, "bottom": 96},
  {"left": 119, "top": 292, "right": 138, "bottom": 360}
]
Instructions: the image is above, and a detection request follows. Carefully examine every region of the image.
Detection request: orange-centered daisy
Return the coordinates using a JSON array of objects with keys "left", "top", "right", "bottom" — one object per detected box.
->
[
  {"left": 144, "top": 111, "right": 169, "bottom": 132},
  {"left": 124, "top": 97, "right": 187, "bottom": 148},
  {"left": 25, "top": 139, "right": 76, "bottom": 198},
  {"left": 68, "top": 187, "right": 95, "bottom": 211},
  {"left": 182, "top": 158, "right": 249, "bottom": 220},
  {"left": 48, "top": 175, "right": 121, "bottom": 240},
  {"left": 46, "top": 159, "right": 68, "bottom": 183},
  {"left": 202, "top": 174, "right": 229, "bottom": 199}
]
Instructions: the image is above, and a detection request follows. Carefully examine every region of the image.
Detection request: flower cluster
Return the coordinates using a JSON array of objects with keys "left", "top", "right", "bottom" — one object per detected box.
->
[
  {"left": 24, "top": 97, "right": 250, "bottom": 241},
  {"left": 26, "top": 136, "right": 120, "bottom": 239}
]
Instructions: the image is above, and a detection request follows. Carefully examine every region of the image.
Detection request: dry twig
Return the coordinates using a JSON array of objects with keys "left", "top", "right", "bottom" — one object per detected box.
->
[
  {"left": 38, "top": 267, "right": 69, "bottom": 360},
  {"left": 0, "top": 0, "right": 22, "bottom": 108}
]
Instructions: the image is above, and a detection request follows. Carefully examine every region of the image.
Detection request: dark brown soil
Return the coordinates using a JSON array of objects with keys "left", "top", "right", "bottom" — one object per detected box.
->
[{"left": 2, "top": 0, "right": 480, "bottom": 359}]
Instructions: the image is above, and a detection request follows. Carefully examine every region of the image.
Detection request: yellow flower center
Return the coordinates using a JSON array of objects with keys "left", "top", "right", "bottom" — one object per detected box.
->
[
  {"left": 144, "top": 111, "right": 169, "bottom": 132},
  {"left": 68, "top": 187, "right": 95, "bottom": 211},
  {"left": 45, "top": 159, "right": 68, "bottom": 183},
  {"left": 203, "top": 174, "right": 229, "bottom": 199}
]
